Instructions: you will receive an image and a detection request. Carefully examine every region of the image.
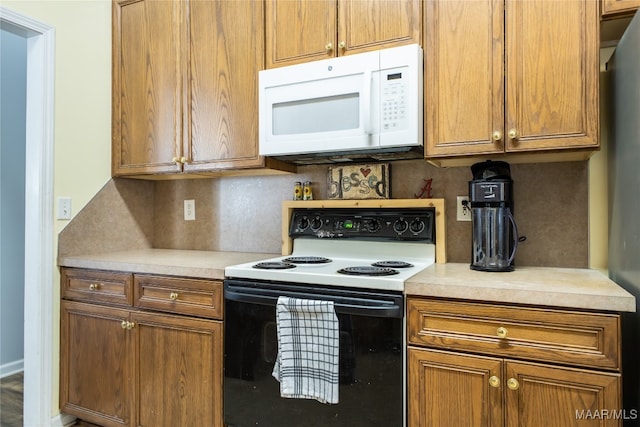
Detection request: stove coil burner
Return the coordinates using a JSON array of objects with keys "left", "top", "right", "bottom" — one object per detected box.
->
[
  {"left": 282, "top": 256, "right": 332, "bottom": 264},
  {"left": 337, "top": 266, "right": 400, "bottom": 276},
  {"left": 252, "top": 262, "right": 296, "bottom": 270},
  {"left": 371, "top": 261, "right": 414, "bottom": 269}
]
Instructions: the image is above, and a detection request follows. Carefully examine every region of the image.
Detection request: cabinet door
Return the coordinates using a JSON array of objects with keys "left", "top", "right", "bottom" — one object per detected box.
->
[
  {"left": 185, "top": 0, "right": 266, "bottom": 171},
  {"left": 424, "top": 0, "right": 504, "bottom": 157},
  {"left": 338, "top": 0, "right": 422, "bottom": 55},
  {"left": 505, "top": 0, "right": 599, "bottom": 152},
  {"left": 132, "top": 311, "right": 223, "bottom": 427},
  {"left": 60, "top": 301, "right": 132, "bottom": 427},
  {"left": 265, "top": 0, "right": 337, "bottom": 68},
  {"left": 602, "top": 0, "right": 640, "bottom": 17},
  {"left": 505, "top": 361, "right": 621, "bottom": 427},
  {"left": 112, "top": 0, "right": 183, "bottom": 176},
  {"left": 408, "top": 347, "right": 503, "bottom": 427}
]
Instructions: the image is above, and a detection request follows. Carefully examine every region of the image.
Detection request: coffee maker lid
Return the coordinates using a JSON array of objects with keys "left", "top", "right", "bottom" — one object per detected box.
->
[{"left": 471, "top": 160, "right": 511, "bottom": 180}]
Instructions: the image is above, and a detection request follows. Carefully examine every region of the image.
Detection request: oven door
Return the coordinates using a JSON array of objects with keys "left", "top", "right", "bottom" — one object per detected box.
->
[{"left": 223, "top": 279, "right": 404, "bottom": 427}]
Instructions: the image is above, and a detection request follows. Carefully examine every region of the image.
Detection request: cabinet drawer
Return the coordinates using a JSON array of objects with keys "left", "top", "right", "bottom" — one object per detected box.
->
[
  {"left": 407, "top": 298, "right": 620, "bottom": 370},
  {"left": 61, "top": 268, "right": 133, "bottom": 306},
  {"left": 134, "top": 275, "right": 223, "bottom": 319}
]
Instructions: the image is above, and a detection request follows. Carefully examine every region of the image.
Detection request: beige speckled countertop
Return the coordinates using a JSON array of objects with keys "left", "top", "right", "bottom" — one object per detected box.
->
[
  {"left": 406, "top": 263, "right": 636, "bottom": 312},
  {"left": 58, "top": 249, "right": 279, "bottom": 281}
]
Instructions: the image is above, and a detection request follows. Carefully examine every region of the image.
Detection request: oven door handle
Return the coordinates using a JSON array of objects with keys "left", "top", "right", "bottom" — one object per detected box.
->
[{"left": 224, "top": 286, "right": 403, "bottom": 318}]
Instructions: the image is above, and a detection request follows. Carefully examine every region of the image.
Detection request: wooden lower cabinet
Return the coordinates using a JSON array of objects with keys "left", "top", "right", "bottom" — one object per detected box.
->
[
  {"left": 132, "top": 311, "right": 222, "bottom": 427},
  {"left": 407, "top": 297, "right": 623, "bottom": 427},
  {"left": 61, "top": 297, "right": 223, "bottom": 427},
  {"left": 60, "top": 301, "right": 131, "bottom": 427}
]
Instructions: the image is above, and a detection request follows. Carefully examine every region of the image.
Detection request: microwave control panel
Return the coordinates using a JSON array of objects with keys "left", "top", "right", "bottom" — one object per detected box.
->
[{"left": 381, "top": 67, "right": 409, "bottom": 133}]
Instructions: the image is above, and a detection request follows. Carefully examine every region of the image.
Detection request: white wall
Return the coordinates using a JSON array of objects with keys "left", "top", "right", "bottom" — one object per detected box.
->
[
  {"left": 1, "top": 0, "right": 112, "bottom": 413},
  {"left": 0, "top": 28, "right": 27, "bottom": 376}
]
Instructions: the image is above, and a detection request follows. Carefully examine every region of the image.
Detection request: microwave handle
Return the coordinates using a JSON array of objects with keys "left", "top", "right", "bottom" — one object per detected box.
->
[{"left": 362, "top": 69, "right": 373, "bottom": 135}]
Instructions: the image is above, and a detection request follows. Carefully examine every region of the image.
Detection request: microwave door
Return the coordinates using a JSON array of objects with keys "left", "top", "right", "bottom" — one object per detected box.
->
[{"left": 260, "top": 57, "right": 379, "bottom": 156}]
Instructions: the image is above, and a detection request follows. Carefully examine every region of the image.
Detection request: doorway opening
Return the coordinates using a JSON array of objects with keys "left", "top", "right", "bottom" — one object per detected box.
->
[{"left": 0, "top": 6, "right": 60, "bottom": 426}]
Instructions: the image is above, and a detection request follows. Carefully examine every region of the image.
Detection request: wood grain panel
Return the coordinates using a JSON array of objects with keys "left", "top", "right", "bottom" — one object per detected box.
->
[
  {"left": 186, "top": 0, "right": 266, "bottom": 170},
  {"left": 265, "top": 0, "right": 336, "bottom": 67},
  {"left": 505, "top": 361, "right": 621, "bottom": 427},
  {"left": 339, "top": 0, "right": 421, "bottom": 53},
  {"left": 424, "top": 0, "right": 504, "bottom": 156},
  {"left": 506, "top": 0, "right": 599, "bottom": 151},
  {"left": 132, "top": 311, "right": 223, "bottom": 427},
  {"left": 407, "top": 298, "right": 621, "bottom": 370},
  {"left": 112, "top": 0, "right": 183, "bottom": 175},
  {"left": 60, "top": 301, "right": 132, "bottom": 427},
  {"left": 61, "top": 267, "right": 133, "bottom": 306},
  {"left": 134, "top": 274, "right": 223, "bottom": 319},
  {"left": 408, "top": 347, "right": 503, "bottom": 427},
  {"left": 602, "top": 0, "right": 640, "bottom": 17}
]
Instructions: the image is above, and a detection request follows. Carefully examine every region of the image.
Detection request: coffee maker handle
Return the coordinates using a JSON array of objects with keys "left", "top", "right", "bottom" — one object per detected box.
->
[{"left": 507, "top": 210, "right": 519, "bottom": 265}]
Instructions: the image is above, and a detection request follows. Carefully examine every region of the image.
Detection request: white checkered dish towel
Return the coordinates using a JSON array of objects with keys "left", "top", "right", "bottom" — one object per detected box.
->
[{"left": 272, "top": 296, "right": 339, "bottom": 404}]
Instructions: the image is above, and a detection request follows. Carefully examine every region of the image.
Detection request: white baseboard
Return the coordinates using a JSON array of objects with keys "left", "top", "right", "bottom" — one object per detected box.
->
[
  {"left": 51, "top": 412, "right": 76, "bottom": 427},
  {"left": 0, "top": 359, "right": 24, "bottom": 378}
]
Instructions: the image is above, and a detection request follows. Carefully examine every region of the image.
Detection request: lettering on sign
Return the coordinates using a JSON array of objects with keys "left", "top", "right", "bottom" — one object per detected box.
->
[{"left": 327, "top": 163, "right": 390, "bottom": 199}]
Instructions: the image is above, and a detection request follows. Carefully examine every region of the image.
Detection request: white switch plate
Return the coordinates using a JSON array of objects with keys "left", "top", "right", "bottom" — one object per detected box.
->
[
  {"left": 456, "top": 196, "right": 471, "bottom": 221},
  {"left": 184, "top": 199, "right": 195, "bottom": 221},
  {"left": 57, "top": 197, "right": 72, "bottom": 220}
]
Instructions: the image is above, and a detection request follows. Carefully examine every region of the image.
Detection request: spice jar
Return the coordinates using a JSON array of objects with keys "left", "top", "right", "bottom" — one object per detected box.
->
[
  {"left": 293, "top": 182, "right": 303, "bottom": 200},
  {"left": 303, "top": 181, "right": 313, "bottom": 200}
]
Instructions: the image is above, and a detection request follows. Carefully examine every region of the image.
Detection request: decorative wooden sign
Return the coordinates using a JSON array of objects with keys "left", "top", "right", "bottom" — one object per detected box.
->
[{"left": 327, "top": 163, "right": 390, "bottom": 199}]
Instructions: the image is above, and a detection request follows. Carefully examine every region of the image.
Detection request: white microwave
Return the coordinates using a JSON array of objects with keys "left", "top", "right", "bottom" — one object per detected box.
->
[{"left": 259, "top": 44, "right": 423, "bottom": 163}]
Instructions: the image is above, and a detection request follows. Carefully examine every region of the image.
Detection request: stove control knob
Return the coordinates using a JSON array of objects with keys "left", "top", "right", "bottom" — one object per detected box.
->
[
  {"left": 310, "top": 217, "right": 323, "bottom": 231},
  {"left": 410, "top": 218, "right": 425, "bottom": 234},
  {"left": 366, "top": 218, "right": 381, "bottom": 232},
  {"left": 296, "top": 216, "right": 310, "bottom": 231},
  {"left": 393, "top": 218, "right": 408, "bottom": 234}
]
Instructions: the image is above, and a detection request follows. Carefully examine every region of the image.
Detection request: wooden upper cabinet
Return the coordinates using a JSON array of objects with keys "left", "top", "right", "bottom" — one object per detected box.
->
[
  {"left": 424, "top": 0, "right": 505, "bottom": 157},
  {"left": 602, "top": 0, "right": 640, "bottom": 17},
  {"left": 265, "top": 0, "right": 421, "bottom": 68},
  {"left": 338, "top": 0, "right": 422, "bottom": 54},
  {"left": 185, "top": 0, "right": 266, "bottom": 171},
  {"left": 265, "top": 0, "right": 336, "bottom": 67},
  {"left": 112, "top": 0, "right": 183, "bottom": 176},
  {"left": 424, "top": 0, "right": 599, "bottom": 159},
  {"left": 505, "top": 0, "right": 599, "bottom": 153}
]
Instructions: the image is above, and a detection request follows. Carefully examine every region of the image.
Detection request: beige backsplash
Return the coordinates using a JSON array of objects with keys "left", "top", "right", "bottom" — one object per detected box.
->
[{"left": 59, "top": 159, "right": 588, "bottom": 268}]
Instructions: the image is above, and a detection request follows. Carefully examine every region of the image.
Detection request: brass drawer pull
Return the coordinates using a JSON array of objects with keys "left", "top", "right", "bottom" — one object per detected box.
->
[
  {"left": 507, "top": 378, "right": 519, "bottom": 390},
  {"left": 89, "top": 283, "right": 100, "bottom": 290},
  {"left": 496, "top": 326, "right": 509, "bottom": 339},
  {"left": 169, "top": 292, "right": 179, "bottom": 301},
  {"left": 489, "top": 375, "right": 500, "bottom": 388},
  {"left": 121, "top": 320, "right": 128, "bottom": 329}
]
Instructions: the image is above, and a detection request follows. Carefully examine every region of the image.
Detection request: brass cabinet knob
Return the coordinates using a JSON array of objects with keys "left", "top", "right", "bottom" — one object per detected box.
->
[
  {"left": 507, "top": 378, "right": 520, "bottom": 390},
  {"left": 172, "top": 156, "right": 179, "bottom": 163},
  {"left": 89, "top": 283, "right": 99, "bottom": 291},
  {"left": 489, "top": 376, "right": 500, "bottom": 388},
  {"left": 492, "top": 131, "right": 502, "bottom": 141},
  {"left": 325, "top": 42, "right": 333, "bottom": 52},
  {"left": 496, "top": 326, "right": 509, "bottom": 339},
  {"left": 126, "top": 321, "right": 135, "bottom": 330},
  {"left": 169, "top": 292, "right": 179, "bottom": 301},
  {"left": 180, "top": 157, "right": 187, "bottom": 164},
  {"left": 508, "top": 129, "right": 519, "bottom": 140},
  {"left": 338, "top": 40, "right": 346, "bottom": 49},
  {"left": 121, "top": 320, "right": 128, "bottom": 329}
]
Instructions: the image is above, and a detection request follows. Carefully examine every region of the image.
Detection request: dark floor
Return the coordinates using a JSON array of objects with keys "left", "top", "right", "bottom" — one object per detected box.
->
[{"left": 0, "top": 372, "right": 23, "bottom": 427}]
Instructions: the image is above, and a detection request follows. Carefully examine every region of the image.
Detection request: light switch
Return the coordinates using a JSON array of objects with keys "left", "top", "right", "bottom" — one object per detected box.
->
[{"left": 57, "top": 197, "right": 72, "bottom": 220}]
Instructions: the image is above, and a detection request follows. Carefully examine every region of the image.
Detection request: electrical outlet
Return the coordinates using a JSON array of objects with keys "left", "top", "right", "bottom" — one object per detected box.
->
[
  {"left": 184, "top": 199, "right": 195, "bottom": 221},
  {"left": 456, "top": 196, "right": 471, "bottom": 221}
]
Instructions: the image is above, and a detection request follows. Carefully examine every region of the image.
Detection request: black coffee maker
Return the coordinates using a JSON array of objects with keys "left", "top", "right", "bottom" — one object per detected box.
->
[{"left": 469, "top": 161, "right": 519, "bottom": 272}]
